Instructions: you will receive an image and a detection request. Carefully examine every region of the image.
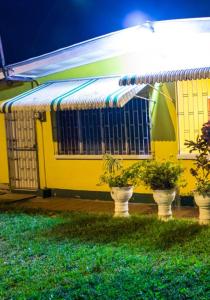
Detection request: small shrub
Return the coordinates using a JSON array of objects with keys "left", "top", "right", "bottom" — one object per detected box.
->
[
  {"left": 185, "top": 122, "right": 210, "bottom": 195},
  {"left": 98, "top": 154, "right": 142, "bottom": 187},
  {"left": 140, "top": 160, "right": 185, "bottom": 190}
]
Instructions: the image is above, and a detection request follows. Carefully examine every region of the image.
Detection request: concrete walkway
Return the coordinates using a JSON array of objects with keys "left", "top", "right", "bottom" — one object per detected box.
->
[
  {"left": 0, "top": 192, "right": 36, "bottom": 203},
  {"left": 0, "top": 193, "right": 199, "bottom": 219}
]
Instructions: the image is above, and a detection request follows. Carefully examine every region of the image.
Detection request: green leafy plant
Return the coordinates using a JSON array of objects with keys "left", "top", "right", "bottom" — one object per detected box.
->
[
  {"left": 98, "top": 154, "right": 142, "bottom": 187},
  {"left": 184, "top": 121, "right": 210, "bottom": 195},
  {"left": 139, "top": 160, "right": 185, "bottom": 190}
]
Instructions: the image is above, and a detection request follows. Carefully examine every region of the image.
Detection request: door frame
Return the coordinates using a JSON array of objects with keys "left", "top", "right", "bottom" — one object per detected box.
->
[{"left": 5, "top": 111, "right": 40, "bottom": 191}]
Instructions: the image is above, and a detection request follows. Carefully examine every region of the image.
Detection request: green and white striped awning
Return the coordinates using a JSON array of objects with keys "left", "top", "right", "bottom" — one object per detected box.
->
[
  {"left": 0, "top": 77, "right": 145, "bottom": 113},
  {"left": 119, "top": 67, "right": 210, "bottom": 86}
]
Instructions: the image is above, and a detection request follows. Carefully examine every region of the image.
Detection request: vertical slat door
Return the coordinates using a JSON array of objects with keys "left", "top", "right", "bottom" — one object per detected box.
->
[
  {"left": 5, "top": 111, "right": 39, "bottom": 190},
  {"left": 177, "top": 79, "right": 210, "bottom": 154}
]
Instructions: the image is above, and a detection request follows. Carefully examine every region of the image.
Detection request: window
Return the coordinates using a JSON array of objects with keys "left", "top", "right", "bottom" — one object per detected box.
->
[
  {"left": 55, "top": 97, "right": 151, "bottom": 156},
  {"left": 177, "top": 79, "right": 210, "bottom": 154}
]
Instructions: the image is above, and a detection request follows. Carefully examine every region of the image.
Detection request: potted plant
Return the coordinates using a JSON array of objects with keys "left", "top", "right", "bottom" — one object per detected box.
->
[
  {"left": 98, "top": 154, "right": 141, "bottom": 217},
  {"left": 140, "top": 160, "right": 185, "bottom": 221},
  {"left": 185, "top": 121, "right": 210, "bottom": 225}
]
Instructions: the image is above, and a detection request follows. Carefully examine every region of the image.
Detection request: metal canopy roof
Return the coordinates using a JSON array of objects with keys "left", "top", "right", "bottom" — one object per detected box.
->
[
  {"left": 119, "top": 67, "right": 210, "bottom": 85},
  {"left": 0, "top": 26, "right": 143, "bottom": 80},
  {"left": 1, "top": 17, "right": 210, "bottom": 81},
  {"left": 0, "top": 76, "right": 145, "bottom": 112}
]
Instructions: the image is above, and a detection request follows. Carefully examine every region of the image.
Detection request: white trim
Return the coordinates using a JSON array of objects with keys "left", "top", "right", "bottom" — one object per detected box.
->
[
  {"left": 178, "top": 154, "right": 210, "bottom": 160},
  {"left": 55, "top": 154, "right": 153, "bottom": 160},
  {"left": 178, "top": 154, "right": 197, "bottom": 160}
]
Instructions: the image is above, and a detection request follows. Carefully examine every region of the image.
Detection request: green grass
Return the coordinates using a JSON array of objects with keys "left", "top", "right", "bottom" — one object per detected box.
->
[{"left": 0, "top": 210, "right": 209, "bottom": 300}]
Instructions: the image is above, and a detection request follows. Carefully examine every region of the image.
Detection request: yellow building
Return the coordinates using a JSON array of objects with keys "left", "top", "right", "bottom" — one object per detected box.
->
[{"left": 0, "top": 18, "right": 210, "bottom": 204}]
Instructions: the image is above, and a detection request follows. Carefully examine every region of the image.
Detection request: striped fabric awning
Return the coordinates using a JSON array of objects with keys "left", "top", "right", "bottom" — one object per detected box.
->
[
  {"left": 119, "top": 67, "right": 210, "bottom": 86},
  {"left": 0, "top": 77, "right": 145, "bottom": 113}
]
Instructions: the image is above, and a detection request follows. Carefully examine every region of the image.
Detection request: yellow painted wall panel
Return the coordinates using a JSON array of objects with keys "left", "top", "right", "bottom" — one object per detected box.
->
[
  {"left": 153, "top": 141, "right": 177, "bottom": 161},
  {"left": 178, "top": 160, "right": 198, "bottom": 194},
  {"left": 35, "top": 112, "right": 151, "bottom": 193},
  {"left": 36, "top": 120, "right": 47, "bottom": 189},
  {"left": 0, "top": 114, "right": 9, "bottom": 183}
]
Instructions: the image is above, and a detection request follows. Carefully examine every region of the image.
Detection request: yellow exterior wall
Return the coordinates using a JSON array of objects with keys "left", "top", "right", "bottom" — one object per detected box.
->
[
  {"left": 36, "top": 112, "right": 196, "bottom": 195},
  {"left": 0, "top": 113, "right": 9, "bottom": 183},
  {"left": 0, "top": 54, "right": 131, "bottom": 187},
  {"left": 0, "top": 53, "right": 209, "bottom": 195},
  {"left": 0, "top": 81, "right": 33, "bottom": 102},
  {"left": 36, "top": 111, "right": 148, "bottom": 193},
  {"left": 38, "top": 111, "right": 119, "bottom": 190},
  {"left": 33, "top": 82, "right": 194, "bottom": 195}
]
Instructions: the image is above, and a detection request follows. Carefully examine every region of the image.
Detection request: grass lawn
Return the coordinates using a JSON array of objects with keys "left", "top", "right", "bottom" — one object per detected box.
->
[{"left": 0, "top": 210, "right": 209, "bottom": 299}]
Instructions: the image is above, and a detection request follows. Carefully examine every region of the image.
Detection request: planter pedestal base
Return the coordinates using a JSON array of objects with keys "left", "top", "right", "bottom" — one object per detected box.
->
[
  {"left": 114, "top": 201, "right": 129, "bottom": 217},
  {"left": 153, "top": 189, "right": 176, "bottom": 221},
  {"left": 198, "top": 207, "right": 210, "bottom": 225},
  {"left": 111, "top": 187, "right": 133, "bottom": 218},
  {"left": 194, "top": 193, "right": 210, "bottom": 225},
  {"left": 158, "top": 204, "right": 173, "bottom": 221}
]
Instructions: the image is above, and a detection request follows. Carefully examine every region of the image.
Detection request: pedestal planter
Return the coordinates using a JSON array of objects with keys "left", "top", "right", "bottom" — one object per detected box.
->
[
  {"left": 153, "top": 189, "right": 176, "bottom": 221},
  {"left": 194, "top": 192, "right": 210, "bottom": 225},
  {"left": 110, "top": 186, "right": 133, "bottom": 217}
]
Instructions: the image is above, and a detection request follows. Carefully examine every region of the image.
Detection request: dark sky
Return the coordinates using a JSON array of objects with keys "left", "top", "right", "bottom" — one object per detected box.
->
[{"left": 1, "top": 0, "right": 210, "bottom": 64}]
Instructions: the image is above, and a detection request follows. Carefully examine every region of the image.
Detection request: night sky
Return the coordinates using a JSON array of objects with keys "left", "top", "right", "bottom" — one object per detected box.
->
[{"left": 1, "top": 0, "right": 210, "bottom": 65}]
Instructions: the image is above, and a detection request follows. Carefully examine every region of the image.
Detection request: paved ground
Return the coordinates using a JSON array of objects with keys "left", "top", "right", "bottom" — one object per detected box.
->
[
  {"left": 0, "top": 192, "right": 36, "bottom": 203},
  {"left": 0, "top": 192, "right": 199, "bottom": 219}
]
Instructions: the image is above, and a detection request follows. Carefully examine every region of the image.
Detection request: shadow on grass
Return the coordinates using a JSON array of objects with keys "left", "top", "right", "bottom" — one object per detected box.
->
[
  {"left": 154, "top": 221, "right": 204, "bottom": 250},
  {"left": 0, "top": 205, "right": 207, "bottom": 251},
  {"left": 43, "top": 212, "right": 206, "bottom": 250}
]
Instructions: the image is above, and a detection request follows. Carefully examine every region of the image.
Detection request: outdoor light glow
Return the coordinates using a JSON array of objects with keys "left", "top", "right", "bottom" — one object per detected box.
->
[
  {"left": 121, "top": 24, "right": 210, "bottom": 74},
  {"left": 5, "top": 18, "right": 210, "bottom": 78},
  {"left": 123, "top": 10, "right": 150, "bottom": 28}
]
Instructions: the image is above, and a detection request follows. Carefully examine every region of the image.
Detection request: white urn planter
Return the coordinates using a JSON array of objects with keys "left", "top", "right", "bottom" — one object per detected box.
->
[
  {"left": 153, "top": 189, "right": 176, "bottom": 221},
  {"left": 194, "top": 192, "right": 210, "bottom": 225},
  {"left": 110, "top": 186, "right": 133, "bottom": 217}
]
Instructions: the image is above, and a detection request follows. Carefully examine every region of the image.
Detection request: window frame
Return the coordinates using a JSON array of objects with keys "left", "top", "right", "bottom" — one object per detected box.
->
[{"left": 53, "top": 97, "right": 152, "bottom": 159}]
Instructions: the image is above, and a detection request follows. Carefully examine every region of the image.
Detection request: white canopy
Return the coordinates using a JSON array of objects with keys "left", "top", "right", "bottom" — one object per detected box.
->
[
  {"left": 1, "top": 17, "right": 210, "bottom": 80},
  {"left": 0, "top": 77, "right": 145, "bottom": 113}
]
